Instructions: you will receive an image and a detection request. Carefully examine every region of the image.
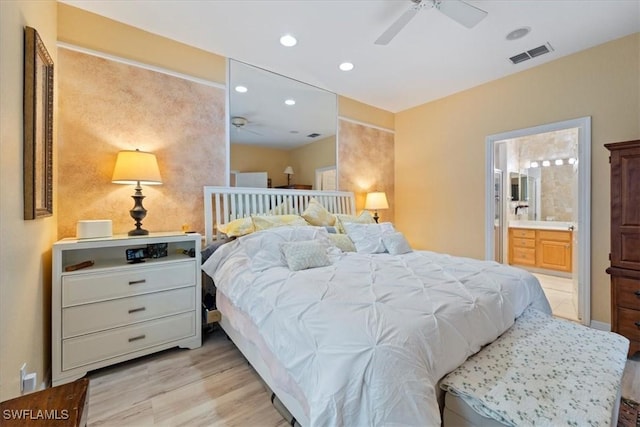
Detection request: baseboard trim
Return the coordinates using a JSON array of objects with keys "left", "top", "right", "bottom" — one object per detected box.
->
[{"left": 590, "top": 320, "right": 611, "bottom": 331}]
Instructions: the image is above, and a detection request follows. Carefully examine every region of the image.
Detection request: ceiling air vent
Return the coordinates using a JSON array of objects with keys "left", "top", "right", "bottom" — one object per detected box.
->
[
  {"left": 509, "top": 43, "right": 554, "bottom": 65},
  {"left": 307, "top": 133, "right": 321, "bottom": 138}
]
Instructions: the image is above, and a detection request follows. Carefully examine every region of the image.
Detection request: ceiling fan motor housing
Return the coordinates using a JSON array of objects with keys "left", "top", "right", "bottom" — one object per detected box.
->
[{"left": 231, "top": 116, "right": 248, "bottom": 128}]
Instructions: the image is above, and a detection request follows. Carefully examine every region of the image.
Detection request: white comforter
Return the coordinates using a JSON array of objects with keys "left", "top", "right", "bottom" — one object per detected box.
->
[{"left": 202, "top": 226, "right": 551, "bottom": 426}]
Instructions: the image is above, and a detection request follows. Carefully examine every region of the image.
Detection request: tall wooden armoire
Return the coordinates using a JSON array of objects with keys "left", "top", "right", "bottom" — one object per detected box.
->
[{"left": 606, "top": 139, "right": 640, "bottom": 357}]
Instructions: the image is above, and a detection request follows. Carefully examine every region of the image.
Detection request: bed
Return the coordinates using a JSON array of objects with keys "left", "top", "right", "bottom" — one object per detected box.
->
[{"left": 201, "top": 186, "right": 553, "bottom": 426}]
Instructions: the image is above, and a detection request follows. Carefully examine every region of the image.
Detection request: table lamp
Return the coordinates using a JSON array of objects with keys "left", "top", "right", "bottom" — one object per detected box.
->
[
  {"left": 365, "top": 191, "right": 389, "bottom": 223},
  {"left": 283, "top": 166, "right": 294, "bottom": 186},
  {"left": 112, "top": 149, "right": 162, "bottom": 236}
]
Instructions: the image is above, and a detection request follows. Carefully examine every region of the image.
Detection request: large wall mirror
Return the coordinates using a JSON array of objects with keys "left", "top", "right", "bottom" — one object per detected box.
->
[{"left": 228, "top": 59, "right": 338, "bottom": 189}]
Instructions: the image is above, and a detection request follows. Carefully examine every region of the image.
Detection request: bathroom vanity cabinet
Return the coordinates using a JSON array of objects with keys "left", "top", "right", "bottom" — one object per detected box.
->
[{"left": 509, "top": 228, "right": 572, "bottom": 272}]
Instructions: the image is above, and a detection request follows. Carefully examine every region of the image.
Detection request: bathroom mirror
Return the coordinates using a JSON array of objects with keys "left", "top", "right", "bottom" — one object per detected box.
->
[
  {"left": 228, "top": 59, "right": 337, "bottom": 189},
  {"left": 510, "top": 172, "right": 528, "bottom": 202}
]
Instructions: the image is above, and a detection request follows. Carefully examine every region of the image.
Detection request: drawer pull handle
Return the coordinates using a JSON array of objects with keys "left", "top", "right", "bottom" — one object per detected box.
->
[
  {"left": 635, "top": 290, "right": 640, "bottom": 297},
  {"left": 128, "top": 279, "right": 146, "bottom": 285},
  {"left": 128, "top": 307, "right": 146, "bottom": 314},
  {"left": 128, "top": 334, "right": 146, "bottom": 342}
]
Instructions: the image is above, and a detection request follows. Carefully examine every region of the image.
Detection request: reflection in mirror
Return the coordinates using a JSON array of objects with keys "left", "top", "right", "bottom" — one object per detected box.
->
[{"left": 228, "top": 60, "right": 338, "bottom": 189}]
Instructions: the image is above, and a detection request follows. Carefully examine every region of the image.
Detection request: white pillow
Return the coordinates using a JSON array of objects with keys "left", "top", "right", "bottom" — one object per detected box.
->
[
  {"left": 281, "top": 240, "right": 331, "bottom": 271},
  {"left": 240, "top": 226, "right": 330, "bottom": 271},
  {"left": 343, "top": 222, "right": 395, "bottom": 254},
  {"left": 382, "top": 232, "right": 412, "bottom": 255}
]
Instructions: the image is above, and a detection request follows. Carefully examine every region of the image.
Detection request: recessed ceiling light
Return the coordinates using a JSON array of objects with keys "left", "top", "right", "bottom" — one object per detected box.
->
[
  {"left": 284, "top": 99, "right": 296, "bottom": 106},
  {"left": 279, "top": 34, "right": 297, "bottom": 47},
  {"left": 234, "top": 85, "right": 248, "bottom": 93},
  {"left": 506, "top": 27, "right": 531, "bottom": 41},
  {"left": 339, "top": 62, "right": 354, "bottom": 71}
]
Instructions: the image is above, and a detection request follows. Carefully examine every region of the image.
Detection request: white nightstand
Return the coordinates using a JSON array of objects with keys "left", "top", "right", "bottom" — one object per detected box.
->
[{"left": 52, "top": 232, "right": 201, "bottom": 386}]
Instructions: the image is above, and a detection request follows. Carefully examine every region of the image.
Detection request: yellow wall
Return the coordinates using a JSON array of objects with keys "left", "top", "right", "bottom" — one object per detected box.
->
[
  {"left": 57, "top": 3, "right": 226, "bottom": 84},
  {"left": 338, "top": 96, "right": 395, "bottom": 131},
  {"left": 0, "top": 0, "right": 58, "bottom": 400},
  {"left": 289, "top": 136, "right": 336, "bottom": 188},
  {"left": 395, "top": 33, "right": 640, "bottom": 324},
  {"left": 230, "top": 144, "right": 290, "bottom": 187},
  {"left": 231, "top": 136, "right": 336, "bottom": 188}
]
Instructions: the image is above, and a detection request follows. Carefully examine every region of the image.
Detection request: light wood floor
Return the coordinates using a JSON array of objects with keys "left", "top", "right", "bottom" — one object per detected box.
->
[
  {"left": 86, "top": 328, "right": 287, "bottom": 426},
  {"left": 86, "top": 327, "right": 640, "bottom": 426}
]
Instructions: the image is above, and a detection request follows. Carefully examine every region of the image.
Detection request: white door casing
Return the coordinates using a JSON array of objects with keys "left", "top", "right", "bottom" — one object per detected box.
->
[{"left": 484, "top": 117, "right": 591, "bottom": 326}]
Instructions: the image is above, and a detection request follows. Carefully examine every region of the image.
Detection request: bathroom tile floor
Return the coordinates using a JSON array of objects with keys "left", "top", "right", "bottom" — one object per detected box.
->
[{"left": 533, "top": 273, "right": 579, "bottom": 322}]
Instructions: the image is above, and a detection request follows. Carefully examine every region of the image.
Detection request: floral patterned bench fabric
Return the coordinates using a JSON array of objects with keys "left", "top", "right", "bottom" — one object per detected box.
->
[{"left": 441, "top": 308, "right": 629, "bottom": 427}]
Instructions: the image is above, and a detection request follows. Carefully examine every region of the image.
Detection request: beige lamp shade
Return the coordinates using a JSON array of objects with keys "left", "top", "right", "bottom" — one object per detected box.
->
[
  {"left": 365, "top": 192, "right": 389, "bottom": 210},
  {"left": 112, "top": 150, "right": 162, "bottom": 185},
  {"left": 283, "top": 166, "right": 294, "bottom": 175}
]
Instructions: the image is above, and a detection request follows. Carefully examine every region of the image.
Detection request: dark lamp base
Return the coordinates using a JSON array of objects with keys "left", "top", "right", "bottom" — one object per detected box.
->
[{"left": 128, "top": 228, "right": 149, "bottom": 236}]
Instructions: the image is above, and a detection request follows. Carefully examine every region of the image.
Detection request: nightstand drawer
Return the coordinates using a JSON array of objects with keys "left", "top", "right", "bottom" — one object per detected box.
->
[
  {"left": 62, "top": 262, "right": 195, "bottom": 306},
  {"left": 62, "top": 312, "right": 195, "bottom": 370},
  {"left": 62, "top": 287, "right": 195, "bottom": 338},
  {"left": 616, "top": 307, "right": 640, "bottom": 342}
]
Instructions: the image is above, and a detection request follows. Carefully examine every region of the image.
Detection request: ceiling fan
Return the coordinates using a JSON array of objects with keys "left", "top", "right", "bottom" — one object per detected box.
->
[
  {"left": 230, "top": 116, "right": 262, "bottom": 135},
  {"left": 374, "top": 0, "right": 488, "bottom": 45}
]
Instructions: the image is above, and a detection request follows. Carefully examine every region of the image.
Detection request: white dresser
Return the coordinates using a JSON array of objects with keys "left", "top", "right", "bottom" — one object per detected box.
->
[{"left": 52, "top": 232, "right": 201, "bottom": 386}]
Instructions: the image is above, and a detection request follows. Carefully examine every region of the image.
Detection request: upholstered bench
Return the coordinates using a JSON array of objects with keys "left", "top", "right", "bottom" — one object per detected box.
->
[{"left": 440, "top": 308, "right": 629, "bottom": 427}]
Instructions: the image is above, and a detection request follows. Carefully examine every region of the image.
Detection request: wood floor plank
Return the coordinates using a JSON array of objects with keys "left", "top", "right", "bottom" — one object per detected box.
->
[{"left": 86, "top": 327, "right": 640, "bottom": 426}]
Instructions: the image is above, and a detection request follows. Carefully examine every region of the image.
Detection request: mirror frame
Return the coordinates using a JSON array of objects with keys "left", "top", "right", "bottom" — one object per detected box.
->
[{"left": 23, "top": 26, "right": 54, "bottom": 220}]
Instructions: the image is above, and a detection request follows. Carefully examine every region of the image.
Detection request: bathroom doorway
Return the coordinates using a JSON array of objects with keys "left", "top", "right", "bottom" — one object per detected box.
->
[{"left": 484, "top": 117, "right": 591, "bottom": 326}]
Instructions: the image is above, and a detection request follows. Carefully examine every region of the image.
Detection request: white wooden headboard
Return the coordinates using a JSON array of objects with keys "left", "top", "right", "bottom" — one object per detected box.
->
[{"left": 203, "top": 186, "right": 356, "bottom": 245}]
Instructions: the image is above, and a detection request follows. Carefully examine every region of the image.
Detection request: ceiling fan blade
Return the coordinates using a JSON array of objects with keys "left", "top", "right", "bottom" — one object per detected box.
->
[
  {"left": 436, "top": 0, "right": 487, "bottom": 28},
  {"left": 374, "top": 5, "right": 420, "bottom": 45}
]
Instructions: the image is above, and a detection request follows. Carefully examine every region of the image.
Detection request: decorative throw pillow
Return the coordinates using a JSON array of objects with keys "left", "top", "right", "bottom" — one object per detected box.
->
[
  {"left": 301, "top": 198, "right": 336, "bottom": 226},
  {"left": 252, "top": 214, "right": 308, "bottom": 231},
  {"left": 343, "top": 222, "right": 395, "bottom": 254},
  {"left": 241, "top": 226, "right": 330, "bottom": 272},
  {"left": 382, "top": 232, "right": 412, "bottom": 255},
  {"left": 328, "top": 234, "right": 356, "bottom": 253},
  {"left": 281, "top": 240, "right": 331, "bottom": 271},
  {"left": 335, "top": 211, "right": 375, "bottom": 234},
  {"left": 218, "top": 217, "right": 255, "bottom": 237}
]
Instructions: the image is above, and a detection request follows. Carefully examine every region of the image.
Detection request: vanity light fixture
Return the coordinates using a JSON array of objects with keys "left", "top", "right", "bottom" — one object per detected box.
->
[
  {"left": 279, "top": 34, "right": 297, "bottom": 47},
  {"left": 234, "top": 85, "right": 248, "bottom": 93},
  {"left": 339, "top": 62, "right": 354, "bottom": 71},
  {"left": 284, "top": 99, "right": 296, "bottom": 106},
  {"left": 542, "top": 160, "right": 551, "bottom": 167},
  {"left": 554, "top": 159, "right": 564, "bottom": 166},
  {"left": 568, "top": 158, "right": 577, "bottom": 165},
  {"left": 530, "top": 161, "right": 539, "bottom": 168}
]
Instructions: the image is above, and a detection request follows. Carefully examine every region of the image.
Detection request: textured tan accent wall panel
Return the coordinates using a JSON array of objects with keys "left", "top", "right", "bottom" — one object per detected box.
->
[
  {"left": 58, "top": 49, "right": 225, "bottom": 238},
  {"left": 338, "top": 120, "right": 395, "bottom": 223}
]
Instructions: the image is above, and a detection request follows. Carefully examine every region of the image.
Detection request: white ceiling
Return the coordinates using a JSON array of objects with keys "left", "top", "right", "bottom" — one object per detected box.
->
[{"left": 61, "top": 0, "right": 639, "bottom": 113}]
